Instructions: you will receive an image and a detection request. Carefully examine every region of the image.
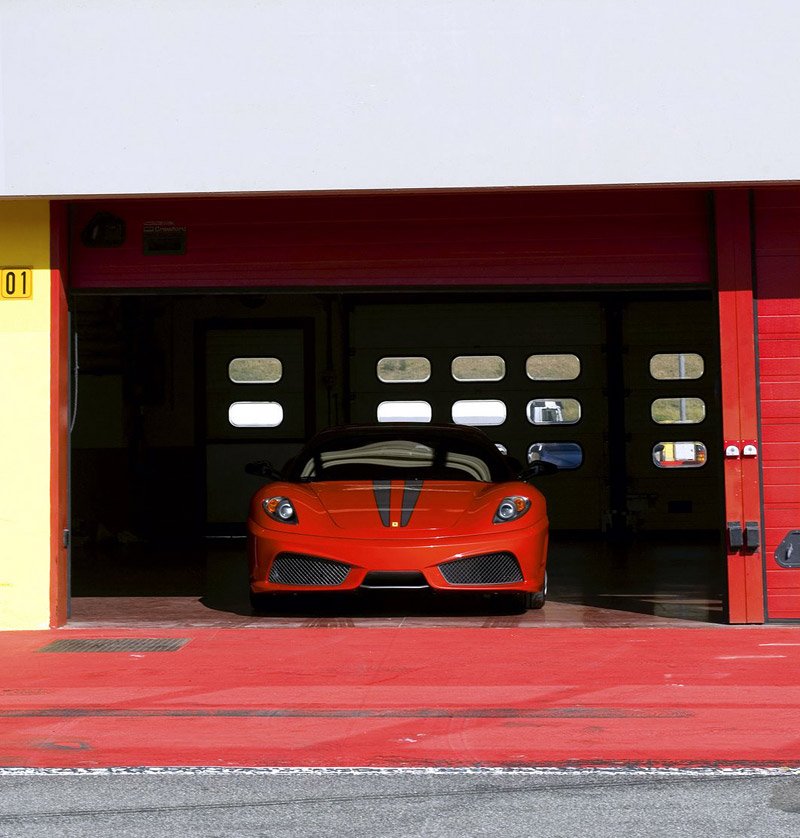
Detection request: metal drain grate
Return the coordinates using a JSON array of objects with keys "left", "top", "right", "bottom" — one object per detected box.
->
[{"left": 38, "top": 638, "right": 189, "bottom": 653}]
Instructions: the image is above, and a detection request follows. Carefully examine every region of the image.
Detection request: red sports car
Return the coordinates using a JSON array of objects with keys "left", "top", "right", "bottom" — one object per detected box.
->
[{"left": 246, "top": 424, "right": 549, "bottom": 611}]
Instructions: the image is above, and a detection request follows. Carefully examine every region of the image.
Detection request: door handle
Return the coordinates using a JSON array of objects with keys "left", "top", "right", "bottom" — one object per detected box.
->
[
  {"left": 745, "top": 522, "right": 760, "bottom": 550},
  {"left": 727, "top": 521, "right": 743, "bottom": 550},
  {"left": 727, "top": 521, "right": 760, "bottom": 552}
]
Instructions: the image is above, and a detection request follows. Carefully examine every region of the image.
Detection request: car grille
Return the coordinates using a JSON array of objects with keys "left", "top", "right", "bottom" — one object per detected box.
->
[
  {"left": 269, "top": 553, "right": 351, "bottom": 586},
  {"left": 438, "top": 552, "right": 523, "bottom": 585}
]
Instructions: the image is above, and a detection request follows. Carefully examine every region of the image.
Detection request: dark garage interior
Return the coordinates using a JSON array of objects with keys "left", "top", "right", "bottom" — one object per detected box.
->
[{"left": 68, "top": 290, "right": 726, "bottom": 625}]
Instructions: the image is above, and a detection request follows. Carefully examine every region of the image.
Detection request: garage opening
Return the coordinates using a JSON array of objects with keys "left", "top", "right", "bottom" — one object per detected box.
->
[{"left": 68, "top": 288, "right": 726, "bottom": 625}]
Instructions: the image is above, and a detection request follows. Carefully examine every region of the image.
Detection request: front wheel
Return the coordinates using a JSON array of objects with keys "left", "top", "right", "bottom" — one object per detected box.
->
[
  {"left": 249, "top": 590, "right": 283, "bottom": 613},
  {"left": 522, "top": 571, "right": 547, "bottom": 610}
]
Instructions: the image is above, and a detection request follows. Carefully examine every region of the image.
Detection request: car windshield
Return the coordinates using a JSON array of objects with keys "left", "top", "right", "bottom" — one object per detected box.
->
[{"left": 293, "top": 433, "right": 511, "bottom": 483}]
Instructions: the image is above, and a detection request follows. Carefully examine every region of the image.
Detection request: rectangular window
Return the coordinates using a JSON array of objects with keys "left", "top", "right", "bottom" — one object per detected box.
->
[
  {"left": 652, "top": 441, "right": 707, "bottom": 468},
  {"left": 228, "top": 402, "right": 284, "bottom": 428},
  {"left": 649, "top": 353, "right": 704, "bottom": 380},
  {"left": 452, "top": 399, "right": 507, "bottom": 426},
  {"left": 527, "top": 399, "right": 581, "bottom": 425},
  {"left": 451, "top": 356, "right": 506, "bottom": 382},
  {"left": 526, "top": 354, "right": 580, "bottom": 381},
  {"left": 228, "top": 358, "right": 282, "bottom": 384},
  {"left": 527, "top": 442, "right": 583, "bottom": 470},
  {"left": 377, "top": 401, "right": 433, "bottom": 422},
  {"left": 651, "top": 397, "right": 706, "bottom": 424},
  {"left": 377, "top": 357, "right": 431, "bottom": 383}
]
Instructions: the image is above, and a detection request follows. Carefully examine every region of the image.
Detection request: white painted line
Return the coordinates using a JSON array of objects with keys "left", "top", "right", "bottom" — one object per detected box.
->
[
  {"left": 759, "top": 643, "right": 800, "bottom": 647},
  {"left": 2, "top": 766, "right": 800, "bottom": 777},
  {"left": 716, "top": 655, "right": 786, "bottom": 660}
]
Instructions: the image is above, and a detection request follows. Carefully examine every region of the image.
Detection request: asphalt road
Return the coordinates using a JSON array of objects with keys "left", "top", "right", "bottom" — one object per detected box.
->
[{"left": 2, "top": 770, "right": 800, "bottom": 838}]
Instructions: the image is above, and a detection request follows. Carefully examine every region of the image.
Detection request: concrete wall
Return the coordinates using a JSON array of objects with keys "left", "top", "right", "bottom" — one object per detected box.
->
[{"left": 1, "top": 0, "right": 798, "bottom": 197}]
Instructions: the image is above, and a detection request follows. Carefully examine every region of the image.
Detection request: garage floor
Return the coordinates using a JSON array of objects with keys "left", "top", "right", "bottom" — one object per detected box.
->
[{"left": 68, "top": 535, "right": 725, "bottom": 628}]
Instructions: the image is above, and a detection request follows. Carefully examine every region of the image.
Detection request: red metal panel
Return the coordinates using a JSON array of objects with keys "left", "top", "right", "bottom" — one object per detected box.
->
[
  {"left": 761, "top": 406, "right": 800, "bottom": 423},
  {"left": 759, "top": 399, "right": 800, "bottom": 419},
  {"left": 758, "top": 338, "right": 800, "bottom": 359},
  {"left": 764, "top": 485, "right": 800, "bottom": 506},
  {"left": 715, "top": 189, "right": 765, "bottom": 624},
  {"left": 763, "top": 480, "right": 800, "bottom": 503},
  {"left": 764, "top": 595, "right": 800, "bottom": 619},
  {"left": 762, "top": 468, "right": 800, "bottom": 492},
  {"left": 758, "top": 320, "right": 800, "bottom": 339},
  {"left": 760, "top": 389, "right": 800, "bottom": 409},
  {"left": 754, "top": 186, "right": 800, "bottom": 620},
  {"left": 68, "top": 190, "right": 712, "bottom": 290},
  {"left": 765, "top": 568, "right": 800, "bottom": 590},
  {"left": 762, "top": 509, "right": 800, "bottom": 529},
  {"left": 49, "top": 202, "right": 69, "bottom": 628},
  {"left": 760, "top": 356, "right": 800, "bottom": 369}
]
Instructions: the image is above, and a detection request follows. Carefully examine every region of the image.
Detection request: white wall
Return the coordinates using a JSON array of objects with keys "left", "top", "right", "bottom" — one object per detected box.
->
[{"left": 2, "top": 0, "right": 799, "bottom": 196}]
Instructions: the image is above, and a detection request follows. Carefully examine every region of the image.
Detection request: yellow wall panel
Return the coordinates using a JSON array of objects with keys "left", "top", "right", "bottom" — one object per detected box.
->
[{"left": 0, "top": 201, "right": 52, "bottom": 629}]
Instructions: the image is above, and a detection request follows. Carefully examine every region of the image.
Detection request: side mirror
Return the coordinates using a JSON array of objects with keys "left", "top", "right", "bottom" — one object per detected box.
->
[
  {"left": 519, "top": 460, "right": 559, "bottom": 480},
  {"left": 245, "top": 460, "right": 282, "bottom": 481}
]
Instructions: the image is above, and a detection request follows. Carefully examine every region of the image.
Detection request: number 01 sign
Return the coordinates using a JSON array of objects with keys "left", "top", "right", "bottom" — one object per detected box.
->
[{"left": 1, "top": 268, "right": 33, "bottom": 299}]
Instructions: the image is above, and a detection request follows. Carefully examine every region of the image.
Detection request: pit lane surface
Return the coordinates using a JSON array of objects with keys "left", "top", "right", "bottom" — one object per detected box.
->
[{"left": 2, "top": 626, "right": 800, "bottom": 769}]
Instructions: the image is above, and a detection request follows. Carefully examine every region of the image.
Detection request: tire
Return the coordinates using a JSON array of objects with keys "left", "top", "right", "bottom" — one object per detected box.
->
[
  {"left": 249, "top": 590, "right": 279, "bottom": 613},
  {"left": 524, "top": 571, "right": 548, "bottom": 610}
]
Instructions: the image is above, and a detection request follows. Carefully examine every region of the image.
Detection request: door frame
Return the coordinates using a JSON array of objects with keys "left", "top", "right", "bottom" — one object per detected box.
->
[
  {"left": 50, "top": 202, "right": 70, "bottom": 626},
  {"left": 714, "top": 189, "right": 765, "bottom": 623},
  {"left": 50, "top": 189, "right": 763, "bottom": 624}
]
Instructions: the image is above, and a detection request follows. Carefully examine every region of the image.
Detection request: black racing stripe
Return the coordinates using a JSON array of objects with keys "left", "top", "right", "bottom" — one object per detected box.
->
[
  {"left": 400, "top": 479, "right": 423, "bottom": 527},
  {"left": 372, "top": 480, "right": 391, "bottom": 527}
]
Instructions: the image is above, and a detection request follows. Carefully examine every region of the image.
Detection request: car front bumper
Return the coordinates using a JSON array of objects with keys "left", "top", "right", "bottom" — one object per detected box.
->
[{"left": 247, "top": 517, "right": 548, "bottom": 594}]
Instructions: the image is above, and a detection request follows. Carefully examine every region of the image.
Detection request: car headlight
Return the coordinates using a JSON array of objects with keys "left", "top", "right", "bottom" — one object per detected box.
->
[
  {"left": 262, "top": 496, "right": 298, "bottom": 525},
  {"left": 493, "top": 496, "right": 531, "bottom": 524}
]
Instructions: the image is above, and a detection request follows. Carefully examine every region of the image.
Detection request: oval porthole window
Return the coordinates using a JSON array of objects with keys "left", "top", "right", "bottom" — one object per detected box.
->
[
  {"left": 526, "top": 354, "right": 581, "bottom": 381},
  {"left": 527, "top": 442, "right": 583, "bottom": 470},
  {"left": 228, "top": 357, "right": 283, "bottom": 384},
  {"left": 451, "top": 399, "right": 507, "bottom": 427},
  {"left": 527, "top": 398, "right": 581, "bottom": 425},
  {"left": 651, "top": 398, "right": 706, "bottom": 424},
  {"left": 649, "top": 353, "right": 704, "bottom": 380},
  {"left": 451, "top": 356, "right": 506, "bottom": 382},
  {"left": 377, "top": 400, "right": 433, "bottom": 422},
  {"left": 652, "top": 441, "right": 708, "bottom": 468},
  {"left": 376, "top": 357, "right": 431, "bottom": 383},
  {"left": 228, "top": 401, "right": 284, "bottom": 428}
]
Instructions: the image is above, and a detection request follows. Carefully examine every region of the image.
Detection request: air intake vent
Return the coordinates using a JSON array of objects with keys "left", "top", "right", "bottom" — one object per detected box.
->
[
  {"left": 438, "top": 552, "right": 523, "bottom": 585},
  {"left": 269, "top": 553, "right": 351, "bottom": 586}
]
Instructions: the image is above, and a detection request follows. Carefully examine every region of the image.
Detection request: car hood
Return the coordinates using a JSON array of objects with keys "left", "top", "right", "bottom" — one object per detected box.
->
[{"left": 306, "top": 480, "right": 492, "bottom": 533}]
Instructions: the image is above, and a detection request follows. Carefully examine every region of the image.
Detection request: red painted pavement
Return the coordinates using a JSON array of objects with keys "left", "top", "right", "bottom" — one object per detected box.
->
[{"left": 2, "top": 627, "right": 800, "bottom": 768}]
